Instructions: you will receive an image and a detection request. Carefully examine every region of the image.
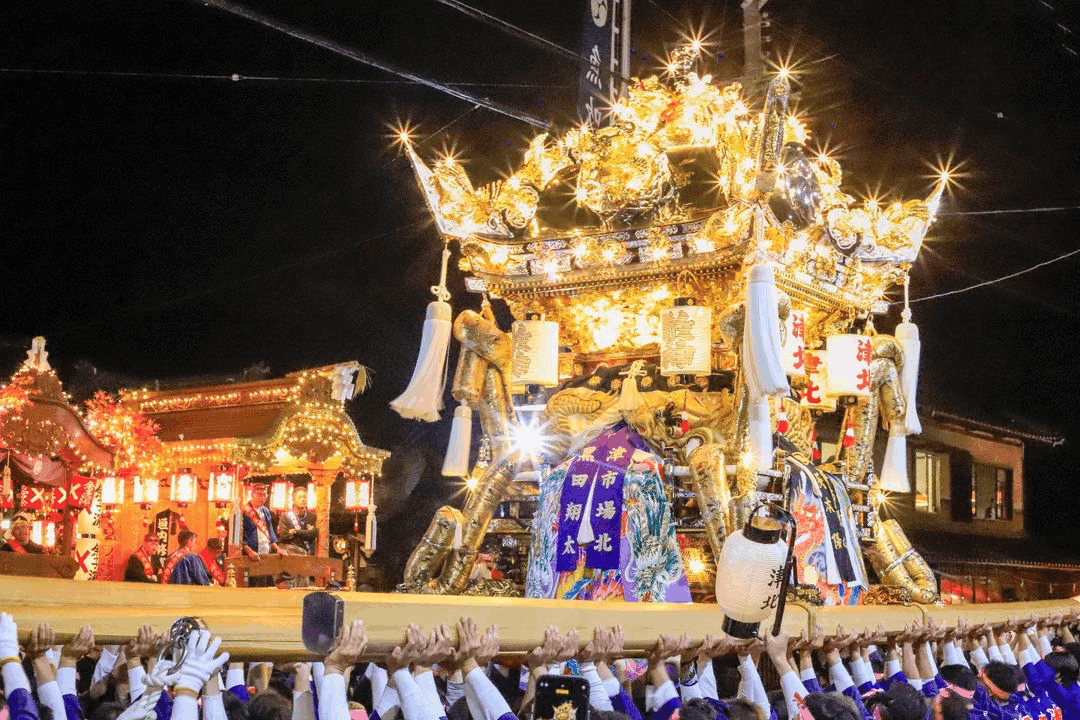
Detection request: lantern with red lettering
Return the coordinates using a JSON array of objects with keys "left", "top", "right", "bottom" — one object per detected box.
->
[
  {"left": 800, "top": 349, "right": 837, "bottom": 412},
  {"left": 825, "top": 335, "right": 872, "bottom": 399},
  {"left": 170, "top": 469, "right": 197, "bottom": 507},
  {"left": 208, "top": 466, "right": 235, "bottom": 508},
  {"left": 781, "top": 310, "right": 807, "bottom": 376},
  {"left": 714, "top": 505, "right": 796, "bottom": 639},
  {"left": 270, "top": 477, "right": 292, "bottom": 511},
  {"left": 99, "top": 475, "right": 124, "bottom": 512}
]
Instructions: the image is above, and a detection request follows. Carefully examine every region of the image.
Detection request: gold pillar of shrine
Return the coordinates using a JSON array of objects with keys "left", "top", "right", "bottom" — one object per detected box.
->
[{"left": 307, "top": 465, "right": 338, "bottom": 558}]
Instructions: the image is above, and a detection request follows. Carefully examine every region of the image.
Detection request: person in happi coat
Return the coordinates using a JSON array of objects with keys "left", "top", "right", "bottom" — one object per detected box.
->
[
  {"left": 162, "top": 530, "right": 214, "bottom": 585},
  {"left": 124, "top": 532, "right": 162, "bottom": 582},
  {"left": 276, "top": 485, "right": 317, "bottom": 555},
  {"left": 0, "top": 517, "right": 44, "bottom": 554},
  {"left": 198, "top": 537, "right": 226, "bottom": 585}
]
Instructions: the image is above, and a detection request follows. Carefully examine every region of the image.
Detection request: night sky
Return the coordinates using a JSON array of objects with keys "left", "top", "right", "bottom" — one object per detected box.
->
[{"left": 2, "top": 1, "right": 1079, "bottom": 538}]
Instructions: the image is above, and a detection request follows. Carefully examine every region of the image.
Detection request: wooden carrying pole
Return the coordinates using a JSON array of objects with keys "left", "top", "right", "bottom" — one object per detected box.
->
[{"left": 0, "top": 577, "right": 1076, "bottom": 661}]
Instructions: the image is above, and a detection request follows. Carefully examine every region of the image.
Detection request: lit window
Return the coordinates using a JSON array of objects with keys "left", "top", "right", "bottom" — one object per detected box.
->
[
  {"left": 913, "top": 450, "right": 950, "bottom": 513},
  {"left": 972, "top": 464, "right": 1012, "bottom": 520}
]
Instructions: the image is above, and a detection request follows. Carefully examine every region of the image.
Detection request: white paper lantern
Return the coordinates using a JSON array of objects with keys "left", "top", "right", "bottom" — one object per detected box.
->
[
  {"left": 825, "top": 335, "right": 872, "bottom": 398},
  {"left": 511, "top": 316, "right": 560, "bottom": 387},
  {"left": 74, "top": 537, "right": 100, "bottom": 581},
  {"left": 714, "top": 514, "right": 789, "bottom": 638},
  {"left": 660, "top": 299, "right": 712, "bottom": 377},
  {"left": 781, "top": 310, "right": 807, "bottom": 376},
  {"left": 800, "top": 349, "right": 837, "bottom": 412}
]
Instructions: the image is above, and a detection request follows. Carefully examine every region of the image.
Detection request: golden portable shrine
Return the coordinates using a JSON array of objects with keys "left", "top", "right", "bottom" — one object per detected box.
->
[
  {"left": 392, "top": 43, "right": 947, "bottom": 612},
  {"left": 1, "top": 38, "right": 1069, "bottom": 656}
]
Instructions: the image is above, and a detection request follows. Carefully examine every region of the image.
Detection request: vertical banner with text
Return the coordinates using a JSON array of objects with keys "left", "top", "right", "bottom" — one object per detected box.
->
[{"left": 578, "top": 0, "right": 628, "bottom": 126}]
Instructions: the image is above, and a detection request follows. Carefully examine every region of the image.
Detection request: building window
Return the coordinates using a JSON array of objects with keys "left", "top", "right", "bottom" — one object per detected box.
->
[
  {"left": 972, "top": 464, "right": 1012, "bottom": 520},
  {"left": 913, "top": 450, "right": 950, "bottom": 513}
]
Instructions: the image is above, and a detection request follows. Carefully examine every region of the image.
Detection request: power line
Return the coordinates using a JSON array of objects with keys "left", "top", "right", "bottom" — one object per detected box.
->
[
  {"left": 908, "top": 245, "right": 1080, "bottom": 305},
  {"left": 940, "top": 205, "right": 1080, "bottom": 217},
  {"left": 191, "top": 0, "right": 551, "bottom": 129},
  {"left": 0, "top": 66, "right": 570, "bottom": 89}
]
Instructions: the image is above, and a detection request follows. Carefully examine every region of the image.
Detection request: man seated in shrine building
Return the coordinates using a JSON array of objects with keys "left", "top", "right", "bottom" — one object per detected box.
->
[
  {"left": 162, "top": 530, "right": 214, "bottom": 585},
  {"left": 124, "top": 532, "right": 162, "bottom": 582},
  {"left": 0, "top": 517, "right": 44, "bottom": 554},
  {"left": 276, "top": 484, "right": 317, "bottom": 555}
]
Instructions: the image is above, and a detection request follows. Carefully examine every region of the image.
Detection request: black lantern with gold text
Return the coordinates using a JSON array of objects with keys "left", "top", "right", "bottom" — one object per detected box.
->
[{"left": 713, "top": 504, "right": 796, "bottom": 638}]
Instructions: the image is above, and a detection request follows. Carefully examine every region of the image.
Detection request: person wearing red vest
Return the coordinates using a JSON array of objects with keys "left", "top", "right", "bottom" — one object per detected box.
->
[
  {"left": 198, "top": 537, "right": 226, "bottom": 585},
  {"left": 162, "top": 530, "right": 213, "bottom": 585},
  {"left": 124, "top": 532, "right": 162, "bottom": 582},
  {"left": 1, "top": 518, "right": 44, "bottom": 554}
]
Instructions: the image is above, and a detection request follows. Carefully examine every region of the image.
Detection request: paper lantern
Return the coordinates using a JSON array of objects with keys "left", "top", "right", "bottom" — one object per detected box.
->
[
  {"left": 801, "top": 349, "right": 837, "bottom": 412},
  {"left": 73, "top": 537, "right": 100, "bottom": 581},
  {"left": 270, "top": 477, "right": 293, "bottom": 511},
  {"left": 713, "top": 512, "right": 792, "bottom": 638},
  {"left": 100, "top": 475, "right": 124, "bottom": 510},
  {"left": 344, "top": 478, "right": 371, "bottom": 511},
  {"left": 170, "top": 469, "right": 197, "bottom": 506},
  {"left": 32, "top": 519, "right": 56, "bottom": 550},
  {"left": 511, "top": 314, "right": 560, "bottom": 387},
  {"left": 825, "top": 335, "right": 872, "bottom": 398},
  {"left": 0, "top": 460, "right": 13, "bottom": 509},
  {"left": 781, "top": 310, "right": 807, "bottom": 376},
  {"left": 660, "top": 298, "right": 712, "bottom": 377},
  {"left": 208, "top": 467, "right": 235, "bottom": 507},
  {"left": 132, "top": 475, "right": 159, "bottom": 507}
]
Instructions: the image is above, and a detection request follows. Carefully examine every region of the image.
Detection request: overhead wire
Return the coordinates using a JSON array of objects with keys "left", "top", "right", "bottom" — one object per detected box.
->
[
  {"left": 191, "top": 0, "right": 551, "bottom": 129},
  {"left": 0, "top": 66, "right": 571, "bottom": 89},
  {"left": 906, "top": 245, "right": 1080, "bottom": 305}
]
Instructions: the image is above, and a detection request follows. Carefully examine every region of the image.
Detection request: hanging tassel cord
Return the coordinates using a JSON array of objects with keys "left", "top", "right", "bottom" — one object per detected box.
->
[{"left": 431, "top": 242, "right": 452, "bottom": 302}]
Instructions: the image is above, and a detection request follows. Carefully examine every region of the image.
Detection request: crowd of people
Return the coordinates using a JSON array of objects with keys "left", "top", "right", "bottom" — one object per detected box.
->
[{"left": 1, "top": 611, "right": 1079, "bottom": 720}]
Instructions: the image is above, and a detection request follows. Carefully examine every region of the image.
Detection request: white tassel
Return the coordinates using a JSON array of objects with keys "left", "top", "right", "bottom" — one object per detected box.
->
[
  {"left": 896, "top": 316, "right": 922, "bottom": 435},
  {"left": 879, "top": 426, "right": 911, "bottom": 492},
  {"left": 391, "top": 244, "right": 454, "bottom": 422},
  {"left": 441, "top": 404, "right": 473, "bottom": 477},
  {"left": 743, "top": 262, "right": 790, "bottom": 400},
  {"left": 617, "top": 360, "right": 647, "bottom": 412},
  {"left": 363, "top": 506, "right": 377, "bottom": 552},
  {"left": 390, "top": 299, "right": 452, "bottom": 421},
  {"left": 748, "top": 397, "right": 773, "bottom": 472}
]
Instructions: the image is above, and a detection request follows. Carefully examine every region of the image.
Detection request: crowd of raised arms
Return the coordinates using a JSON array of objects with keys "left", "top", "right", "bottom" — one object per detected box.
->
[{"left": 2, "top": 611, "right": 1080, "bottom": 720}]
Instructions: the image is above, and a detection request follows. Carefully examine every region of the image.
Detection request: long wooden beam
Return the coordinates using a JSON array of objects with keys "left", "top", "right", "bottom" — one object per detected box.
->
[{"left": 1, "top": 578, "right": 1076, "bottom": 661}]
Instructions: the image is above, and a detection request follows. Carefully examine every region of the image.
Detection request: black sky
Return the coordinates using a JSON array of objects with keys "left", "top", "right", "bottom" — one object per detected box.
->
[{"left": 2, "top": 0, "right": 1079, "bottom": 532}]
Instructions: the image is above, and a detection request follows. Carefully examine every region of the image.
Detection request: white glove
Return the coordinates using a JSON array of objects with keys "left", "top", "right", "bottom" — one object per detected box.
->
[
  {"left": 174, "top": 630, "right": 230, "bottom": 694},
  {"left": 0, "top": 612, "right": 20, "bottom": 658}
]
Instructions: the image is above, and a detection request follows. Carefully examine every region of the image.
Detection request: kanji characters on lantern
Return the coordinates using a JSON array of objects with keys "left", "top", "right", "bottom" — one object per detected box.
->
[
  {"left": 782, "top": 310, "right": 807, "bottom": 376},
  {"left": 801, "top": 349, "right": 837, "bottom": 412}
]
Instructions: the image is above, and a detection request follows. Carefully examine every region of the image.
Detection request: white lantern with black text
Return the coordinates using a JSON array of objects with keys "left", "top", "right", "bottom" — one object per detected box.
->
[
  {"left": 714, "top": 513, "right": 790, "bottom": 638},
  {"left": 660, "top": 298, "right": 712, "bottom": 377},
  {"left": 511, "top": 314, "right": 560, "bottom": 388},
  {"left": 825, "top": 335, "right": 873, "bottom": 398}
]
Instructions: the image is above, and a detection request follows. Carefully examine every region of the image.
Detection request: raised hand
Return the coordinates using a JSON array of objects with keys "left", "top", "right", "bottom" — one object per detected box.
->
[
  {"left": 0, "top": 613, "right": 21, "bottom": 660},
  {"left": 388, "top": 624, "right": 427, "bottom": 674},
  {"left": 24, "top": 623, "right": 55, "bottom": 660},
  {"left": 61, "top": 625, "right": 95, "bottom": 665},
  {"left": 174, "top": 630, "right": 230, "bottom": 694},
  {"left": 126, "top": 625, "right": 159, "bottom": 661},
  {"left": 475, "top": 625, "right": 499, "bottom": 666},
  {"left": 324, "top": 619, "right": 368, "bottom": 675},
  {"left": 416, "top": 624, "right": 454, "bottom": 669},
  {"left": 523, "top": 626, "right": 562, "bottom": 670}
]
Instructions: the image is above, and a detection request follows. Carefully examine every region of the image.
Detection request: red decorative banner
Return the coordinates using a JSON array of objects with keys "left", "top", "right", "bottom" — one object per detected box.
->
[{"left": 67, "top": 476, "right": 98, "bottom": 509}]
